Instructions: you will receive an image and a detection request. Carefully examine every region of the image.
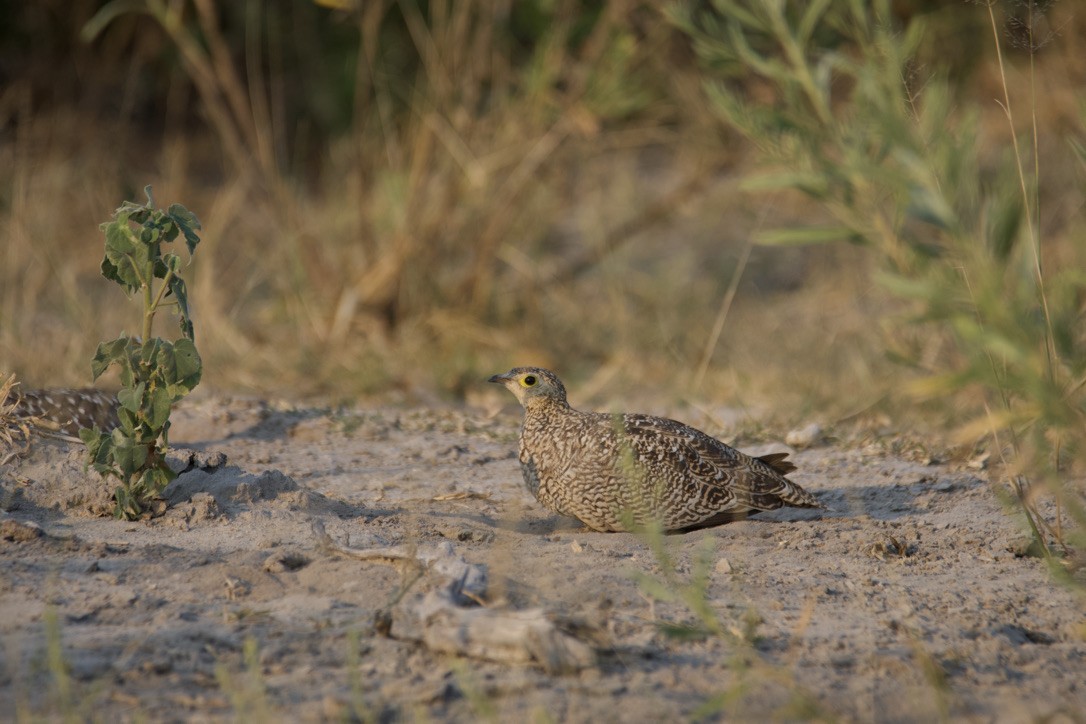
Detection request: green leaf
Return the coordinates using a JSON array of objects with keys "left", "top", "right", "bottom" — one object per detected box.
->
[
  {"left": 709, "top": 0, "right": 763, "bottom": 31},
  {"left": 91, "top": 337, "right": 131, "bottom": 380},
  {"left": 798, "top": 0, "right": 833, "bottom": 47},
  {"left": 168, "top": 275, "right": 195, "bottom": 340},
  {"left": 113, "top": 485, "right": 137, "bottom": 519},
  {"left": 159, "top": 218, "right": 178, "bottom": 243},
  {"left": 147, "top": 464, "right": 177, "bottom": 491},
  {"left": 148, "top": 386, "right": 171, "bottom": 429},
  {"left": 81, "top": 0, "right": 150, "bottom": 42},
  {"left": 656, "top": 622, "right": 710, "bottom": 641},
  {"left": 907, "top": 186, "right": 957, "bottom": 230},
  {"left": 171, "top": 338, "right": 203, "bottom": 390},
  {"left": 117, "top": 382, "right": 146, "bottom": 413},
  {"left": 102, "top": 221, "right": 141, "bottom": 292},
  {"left": 166, "top": 204, "right": 202, "bottom": 255},
  {"left": 118, "top": 406, "right": 138, "bottom": 433},
  {"left": 740, "top": 171, "right": 830, "bottom": 198},
  {"left": 79, "top": 427, "right": 105, "bottom": 461},
  {"left": 630, "top": 572, "right": 678, "bottom": 603},
  {"left": 163, "top": 252, "right": 182, "bottom": 274},
  {"left": 110, "top": 429, "right": 148, "bottom": 473},
  {"left": 754, "top": 226, "right": 859, "bottom": 246},
  {"left": 141, "top": 337, "right": 164, "bottom": 367},
  {"left": 987, "top": 195, "right": 1023, "bottom": 261},
  {"left": 874, "top": 273, "right": 930, "bottom": 300}
]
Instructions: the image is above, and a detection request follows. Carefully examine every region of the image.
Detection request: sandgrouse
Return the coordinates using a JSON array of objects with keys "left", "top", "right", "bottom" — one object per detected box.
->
[{"left": 489, "top": 367, "right": 821, "bottom": 533}]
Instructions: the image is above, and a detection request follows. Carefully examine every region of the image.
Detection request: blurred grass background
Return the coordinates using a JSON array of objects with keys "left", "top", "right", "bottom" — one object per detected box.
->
[{"left": 0, "top": 0, "right": 1082, "bottom": 430}]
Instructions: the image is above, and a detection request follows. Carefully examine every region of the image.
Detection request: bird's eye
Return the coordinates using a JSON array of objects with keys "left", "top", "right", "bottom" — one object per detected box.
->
[{"left": 522, "top": 375, "right": 537, "bottom": 387}]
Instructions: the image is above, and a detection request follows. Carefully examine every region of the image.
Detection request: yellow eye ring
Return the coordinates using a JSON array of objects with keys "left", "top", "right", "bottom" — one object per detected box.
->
[{"left": 521, "top": 374, "right": 538, "bottom": 387}]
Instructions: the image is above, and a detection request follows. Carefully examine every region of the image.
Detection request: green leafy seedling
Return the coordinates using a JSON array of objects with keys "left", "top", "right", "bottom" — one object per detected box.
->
[{"left": 80, "top": 186, "right": 202, "bottom": 520}]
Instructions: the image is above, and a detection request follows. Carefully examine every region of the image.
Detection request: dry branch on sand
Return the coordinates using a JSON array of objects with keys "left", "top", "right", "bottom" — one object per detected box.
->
[{"left": 314, "top": 522, "right": 597, "bottom": 675}]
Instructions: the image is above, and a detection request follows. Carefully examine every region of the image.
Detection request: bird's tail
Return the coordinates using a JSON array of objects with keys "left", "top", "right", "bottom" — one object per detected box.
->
[{"left": 756, "top": 451, "right": 796, "bottom": 475}]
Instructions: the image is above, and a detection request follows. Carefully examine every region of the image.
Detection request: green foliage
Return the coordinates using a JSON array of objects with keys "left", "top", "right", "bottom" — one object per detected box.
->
[
  {"left": 80, "top": 187, "right": 203, "bottom": 520},
  {"left": 631, "top": 525, "right": 726, "bottom": 639},
  {"left": 672, "top": 0, "right": 1086, "bottom": 559},
  {"left": 631, "top": 527, "right": 832, "bottom": 720},
  {"left": 215, "top": 637, "right": 273, "bottom": 720}
]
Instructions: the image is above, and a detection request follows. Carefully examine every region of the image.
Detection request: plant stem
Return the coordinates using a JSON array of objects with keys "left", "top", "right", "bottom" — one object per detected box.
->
[
  {"left": 149, "top": 269, "right": 176, "bottom": 318},
  {"left": 143, "top": 279, "right": 154, "bottom": 343},
  {"left": 693, "top": 231, "right": 756, "bottom": 393},
  {"left": 984, "top": 2, "right": 1057, "bottom": 379}
]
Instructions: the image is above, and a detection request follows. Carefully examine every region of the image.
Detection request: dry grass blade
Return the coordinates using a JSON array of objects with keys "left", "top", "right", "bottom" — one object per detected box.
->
[
  {"left": 432, "top": 491, "right": 493, "bottom": 502},
  {"left": 0, "top": 375, "right": 88, "bottom": 456},
  {"left": 0, "top": 373, "right": 31, "bottom": 455}
]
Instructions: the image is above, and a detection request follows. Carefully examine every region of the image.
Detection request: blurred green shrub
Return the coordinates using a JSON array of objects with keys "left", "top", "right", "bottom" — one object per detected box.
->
[{"left": 671, "top": 0, "right": 1085, "bottom": 561}]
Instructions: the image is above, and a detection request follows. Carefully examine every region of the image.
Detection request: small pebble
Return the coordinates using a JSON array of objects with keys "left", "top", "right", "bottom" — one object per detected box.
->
[
  {"left": 786, "top": 423, "right": 823, "bottom": 449},
  {"left": 263, "top": 550, "right": 310, "bottom": 573},
  {"left": 0, "top": 517, "right": 44, "bottom": 542}
]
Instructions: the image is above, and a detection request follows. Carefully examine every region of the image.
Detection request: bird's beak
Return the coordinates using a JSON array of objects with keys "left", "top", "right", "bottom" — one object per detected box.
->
[{"left": 487, "top": 372, "right": 510, "bottom": 384}]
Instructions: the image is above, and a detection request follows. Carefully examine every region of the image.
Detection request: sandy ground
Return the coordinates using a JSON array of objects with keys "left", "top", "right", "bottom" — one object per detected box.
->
[{"left": 2, "top": 396, "right": 1084, "bottom": 723}]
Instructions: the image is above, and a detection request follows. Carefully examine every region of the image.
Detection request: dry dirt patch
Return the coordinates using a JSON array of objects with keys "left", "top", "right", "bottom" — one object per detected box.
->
[{"left": 1, "top": 397, "right": 1083, "bottom": 722}]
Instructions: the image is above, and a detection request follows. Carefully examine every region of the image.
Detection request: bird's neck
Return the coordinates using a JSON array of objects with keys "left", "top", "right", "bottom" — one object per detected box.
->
[{"left": 523, "top": 396, "right": 573, "bottom": 421}]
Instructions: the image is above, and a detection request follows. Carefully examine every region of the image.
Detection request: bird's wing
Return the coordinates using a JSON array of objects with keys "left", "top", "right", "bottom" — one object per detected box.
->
[{"left": 619, "top": 414, "right": 818, "bottom": 512}]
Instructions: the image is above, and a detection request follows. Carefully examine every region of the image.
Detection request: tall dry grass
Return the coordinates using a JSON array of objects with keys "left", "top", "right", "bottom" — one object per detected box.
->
[
  {"left": 1, "top": 0, "right": 876, "bottom": 414},
  {"left": 0, "top": 0, "right": 1082, "bottom": 451}
]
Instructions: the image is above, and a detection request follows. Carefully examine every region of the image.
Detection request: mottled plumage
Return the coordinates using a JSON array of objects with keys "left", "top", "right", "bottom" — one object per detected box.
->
[
  {"left": 13, "top": 389, "right": 120, "bottom": 435},
  {"left": 488, "top": 367, "right": 821, "bottom": 533}
]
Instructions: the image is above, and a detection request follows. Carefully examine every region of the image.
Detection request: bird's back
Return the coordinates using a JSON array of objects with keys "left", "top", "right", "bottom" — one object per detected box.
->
[{"left": 12, "top": 389, "right": 120, "bottom": 435}]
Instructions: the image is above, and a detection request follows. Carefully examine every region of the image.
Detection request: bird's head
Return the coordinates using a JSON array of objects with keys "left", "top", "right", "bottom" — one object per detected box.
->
[{"left": 487, "top": 367, "right": 568, "bottom": 410}]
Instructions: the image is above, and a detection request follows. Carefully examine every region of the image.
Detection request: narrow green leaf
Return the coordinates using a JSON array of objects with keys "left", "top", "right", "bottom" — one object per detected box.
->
[
  {"left": 740, "top": 171, "right": 829, "bottom": 197},
  {"left": 754, "top": 226, "right": 858, "bottom": 246},
  {"left": 168, "top": 276, "right": 194, "bottom": 340},
  {"left": 657, "top": 622, "right": 710, "bottom": 641},
  {"left": 630, "top": 573, "right": 678, "bottom": 603},
  {"left": 711, "top": 0, "right": 767, "bottom": 32},
  {"left": 798, "top": 0, "right": 833, "bottom": 47},
  {"left": 986, "top": 195, "right": 1023, "bottom": 261},
  {"left": 907, "top": 187, "right": 957, "bottom": 230},
  {"left": 875, "top": 270, "right": 938, "bottom": 301},
  {"left": 80, "top": 0, "right": 149, "bottom": 42}
]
